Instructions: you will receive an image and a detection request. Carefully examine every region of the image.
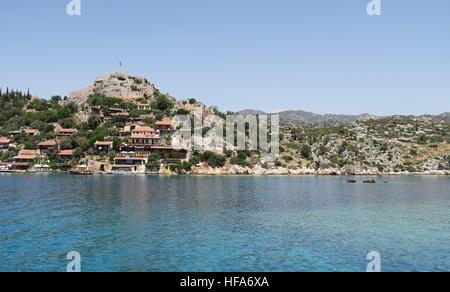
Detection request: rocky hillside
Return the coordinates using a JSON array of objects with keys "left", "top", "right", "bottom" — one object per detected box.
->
[
  {"left": 68, "top": 72, "right": 161, "bottom": 105},
  {"left": 279, "top": 117, "right": 450, "bottom": 174}
]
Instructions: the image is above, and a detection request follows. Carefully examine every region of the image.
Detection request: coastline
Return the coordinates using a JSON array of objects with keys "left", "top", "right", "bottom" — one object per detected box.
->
[{"left": 1, "top": 169, "right": 449, "bottom": 176}]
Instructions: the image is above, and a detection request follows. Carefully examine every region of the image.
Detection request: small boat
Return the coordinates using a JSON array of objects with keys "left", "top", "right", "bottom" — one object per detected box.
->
[
  {"left": 69, "top": 166, "right": 94, "bottom": 175},
  {"left": 363, "top": 179, "right": 376, "bottom": 184},
  {"left": 69, "top": 169, "right": 94, "bottom": 175},
  {"left": 347, "top": 179, "right": 357, "bottom": 183}
]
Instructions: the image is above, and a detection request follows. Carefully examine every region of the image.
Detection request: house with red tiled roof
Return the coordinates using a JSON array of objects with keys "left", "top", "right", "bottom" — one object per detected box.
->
[
  {"left": 38, "top": 140, "right": 58, "bottom": 155},
  {"left": 155, "top": 118, "right": 174, "bottom": 133},
  {"left": 126, "top": 126, "right": 161, "bottom": 148},
  {"left": 57, "top": 128, "right": 78, "bottom": 137},
  {"left": 131, "top": 126, "right": 156, "bottom": 136},
  {"left": 0, "top": 137, "right": 12, "bottom": 150},
  {"left": 13, "top": 150, "right": 39, "bottom": 165},
  {"left": 24, "top": 128, "right": 40, "bottom": 136},
  {"left": 128, "top": 135, "right": 161, "bottom": 147},
  {"left": 94, "top": 141, "right": 114, "bottom": 154},
  {"left": 56, "top": 150, "right": 75, "bottom": 160}
]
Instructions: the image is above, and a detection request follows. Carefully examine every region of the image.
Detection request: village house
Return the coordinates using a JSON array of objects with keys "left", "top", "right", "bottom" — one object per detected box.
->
[
  {"left": 56, "top": 150, "right": 75, "bottom": 160},
  {"left": 0, "top": 137, "right": 12, "bottom": 150},
  {"left": 118, "top": 129, "right": 131, "bottom": 137},
  {"left": 7, "top": 128, "right": 39, "bottom": 137},
  {"left": 109, "top": 107, "right": 128, "bottom": 114},
  {"left": 0, "top": 162, "right": 29, "bottom": 171},
  {"left": 38, "top": 140, "right": 58, "bottom": 155},
  {"left": 13, "top": 150, "right": 40, "bottom": 167},
  {"left": 7, "top": 130, "right": 23, "bottom": 138},
  {"left": 132, "top": 126, "right": 157, "bottom": 136},
  {"left": 111, "top": 155, "right": 148, "bottom": 174},
  {"left": 156, "top": 118, "right": 174, "bottom": 134},
  {"left": 94, "top": 141, "right": 114, "bottom": 155},
  {"left": 57, "top": 128, "right": 78, "bottom": 137},
  {"left": 111, "top": 112, "right": 129, "bottom": 118},
  {"left": 137, "top": 103, "right": 151, "bottom": 110},
  {"left": 103, "top": 115, "right": 113, "bottom": 122},
  {"left": 24, "top": 128, "right": 40, "bottom": 136},
  {"left": 151, "top": 146, "right": 188, "bottom": 164},
  {"left": 131, "top": 114, "right": 154, "bottom": 123},
  {"left": 128, "top": 135, "right": 162, "bottom": 147},
  {"left": 120, "top": 125, "right": 162, "bottom": 150}
]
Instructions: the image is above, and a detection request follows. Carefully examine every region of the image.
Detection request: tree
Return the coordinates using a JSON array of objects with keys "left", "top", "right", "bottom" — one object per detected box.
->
[
  {"left": 74, "top": 137, "right": 89, "bottom": 152},
  {"left": 152, "top": 94, "right": 175, "bottom": 111},
  {"left": 23, "top": 140, "right": 38, "bottom": 150},
  {"left": 51, "top": 96, "right": 62, "bottom": 104},
  {"left": 59, "top": 118, "right": 76, "bottom": 129},
  {"left": 59, "top": 138, "right": 74, "bottom": 150},
  {"left": 176, "top": 109, "right": 190, "bottom": 115},
  {"left": 300, "top": 144, "right": 312, "bottom": 159},
  {"left": 88, "top": 115, "right": 102, "bottom": 130},
  {"left": 230, "top": 151, "right": 251, "bottom": 167}
]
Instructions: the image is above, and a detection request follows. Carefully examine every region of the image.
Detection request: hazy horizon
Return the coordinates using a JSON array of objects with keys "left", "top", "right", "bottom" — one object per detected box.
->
[{"left": 1, "top": 0, "right": 449, "bottom": 116}]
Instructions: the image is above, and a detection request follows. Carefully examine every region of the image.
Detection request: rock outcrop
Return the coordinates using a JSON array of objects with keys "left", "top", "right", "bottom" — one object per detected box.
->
[{"left": 68, "top": 72, "right": 157, "bottom": 105}]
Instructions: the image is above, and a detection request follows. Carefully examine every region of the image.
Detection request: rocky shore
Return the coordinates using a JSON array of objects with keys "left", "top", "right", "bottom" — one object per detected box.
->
[{"left": 189, "top": 164, "right": 450, "bottom": 176}]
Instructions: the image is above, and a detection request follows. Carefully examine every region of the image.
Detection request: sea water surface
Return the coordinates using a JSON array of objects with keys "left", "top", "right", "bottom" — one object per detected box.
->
[{"left": 0, "top": 174, "right": 449, "bottom": 272}]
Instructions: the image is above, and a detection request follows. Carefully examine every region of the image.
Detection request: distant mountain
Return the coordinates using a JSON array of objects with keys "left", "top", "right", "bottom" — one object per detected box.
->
[
  {"left": 238, "top": 109, "right": 450, "bottom": 125},
  {"left": 426, "top": 112, "right": 450, "bottom": 123},
  {"left": 238, "top": 109, "right": 377, "bottom": 124}
]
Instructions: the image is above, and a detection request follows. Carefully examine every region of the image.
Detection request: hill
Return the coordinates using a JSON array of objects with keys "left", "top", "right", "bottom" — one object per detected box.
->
[{"left": 0, "top": 73, "right": 449, "bottom": 175}]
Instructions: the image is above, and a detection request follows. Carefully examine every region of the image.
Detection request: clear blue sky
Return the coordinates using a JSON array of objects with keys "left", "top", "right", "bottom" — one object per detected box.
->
[{"left": 1, "top": 0, "right": 449, "bottom": 115}]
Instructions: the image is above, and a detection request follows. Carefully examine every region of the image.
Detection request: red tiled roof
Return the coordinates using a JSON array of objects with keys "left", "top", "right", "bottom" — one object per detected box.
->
[
  {"left": 58, "top": 150, "right": 75, "bottom": 156},
  {"left": 14, "top": 155, "right": 36, "bottom": 160},
  {"left": 133, "top": 126, "right": 155, "bottom": 132},
  {"left": 19, "top": 150, "right": 39, "bottom": 156},
  {"left": 95, "top": 141, "right": 113, "bottom": 146},
  {"left": 0, "top": 137, "right": 11, "bottom": 143},
  {"left": 156, "top": 118, "right": 172, "bottom": 126},
  {"left": 38, "top": 140, "right": 58, "bottom": 147},
  {"left": 129, "top": 135, "right": 161, "bottom": 139}
]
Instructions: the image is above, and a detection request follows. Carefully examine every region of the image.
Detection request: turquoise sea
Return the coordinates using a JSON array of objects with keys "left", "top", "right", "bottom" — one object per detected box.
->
[{"left": 0, "top": 174, "right": 448, "bottom": 272}]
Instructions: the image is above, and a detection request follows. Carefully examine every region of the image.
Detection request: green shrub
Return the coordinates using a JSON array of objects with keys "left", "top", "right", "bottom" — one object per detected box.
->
[
  {"left": 300, "top": 144, "right": 312, "bottom": 159},
  {"left": 283, "top": 155, "right": 293, "bottom": 162},
  {"left": 202, "top": 151, "right": 226, "bottom": 168},
  {"left": 152, "top": 94, "right": 175, "bottom": 111}
]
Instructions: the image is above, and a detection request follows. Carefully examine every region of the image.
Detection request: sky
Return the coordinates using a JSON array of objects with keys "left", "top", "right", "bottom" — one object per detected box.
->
[{"left": 0, "top": 0, "right": 449, "bottom": 116}]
